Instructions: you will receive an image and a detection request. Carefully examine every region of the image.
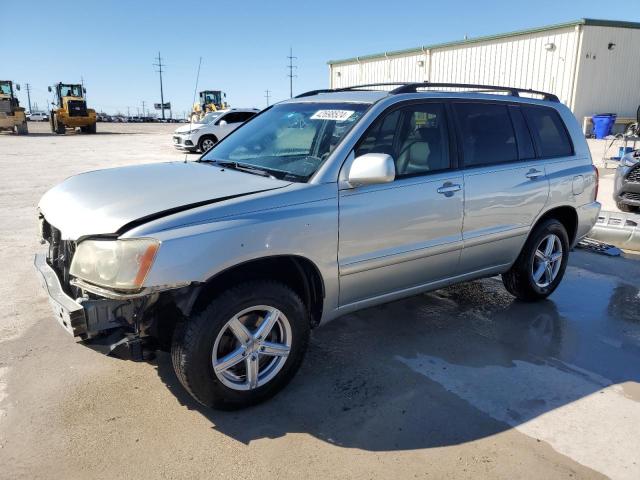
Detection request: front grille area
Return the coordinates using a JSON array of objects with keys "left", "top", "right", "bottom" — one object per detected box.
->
[
  {"left": 623, "top": 192, "right": 640, "bottom": 202},
  {"left": 67, "top": 100, "right": 88, "bottom": 117},
  {"left": 41, "top": 217, "right": 77, "bottom": 294},
  {"left": 627, "top": 165, "right": 640, "bottom": 183}
]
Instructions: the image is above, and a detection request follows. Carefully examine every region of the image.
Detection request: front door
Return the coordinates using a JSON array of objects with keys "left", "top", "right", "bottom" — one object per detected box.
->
[{"left": 338, "top": 102, "right": 464, "bottom": 306}]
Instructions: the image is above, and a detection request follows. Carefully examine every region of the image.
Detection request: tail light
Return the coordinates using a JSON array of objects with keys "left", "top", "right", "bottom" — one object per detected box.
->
[{"left": 593, "top": 165, "right": 599, "bottom": 201}]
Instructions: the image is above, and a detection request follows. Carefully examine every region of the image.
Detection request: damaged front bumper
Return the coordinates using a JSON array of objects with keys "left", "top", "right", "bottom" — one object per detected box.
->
[{"left": 34, "top": 253, "right": 150, "bottom": 359}]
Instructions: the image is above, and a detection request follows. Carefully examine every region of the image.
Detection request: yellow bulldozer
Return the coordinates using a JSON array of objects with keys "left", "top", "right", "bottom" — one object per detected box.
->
[
  {"left": 0, "top": 80, "right": 28, "bottom": 135},
  {"left": 48, "top": 82, "right": 97, "bottom": 134},
  {"left": 190, "top": 90, "right": 228, "bottom": 122}
]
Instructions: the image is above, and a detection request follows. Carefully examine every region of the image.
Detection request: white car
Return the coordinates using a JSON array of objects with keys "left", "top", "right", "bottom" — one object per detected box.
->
[
  {"left": 172, "top": 108, "right": 259, "bottom": 153},
  {"left": 27, "top": 112, "right": 49, "bottom": 122}
]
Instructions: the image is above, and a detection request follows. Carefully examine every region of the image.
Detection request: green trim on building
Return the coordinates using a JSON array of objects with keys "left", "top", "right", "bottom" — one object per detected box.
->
[{"left": 327, "top": 18, "right": 640, "bottom": 65}]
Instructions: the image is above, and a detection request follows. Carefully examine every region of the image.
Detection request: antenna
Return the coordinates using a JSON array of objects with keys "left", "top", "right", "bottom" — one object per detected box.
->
[
  {"left": 287, "top": 47, "right": 297, "bottom": 98},
  {"left": 186, "top": 57, "right": 202, "bottom": 163},
  {"left": 265, "top": 89, "right": 271, "bottom": 107},
  {"left": 153, "top": 52, "right": 167, "bottom": 120}
]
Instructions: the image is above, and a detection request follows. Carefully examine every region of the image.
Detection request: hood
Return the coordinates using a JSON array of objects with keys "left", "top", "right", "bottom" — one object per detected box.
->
[
  {"left": 174, "top": 123, "right": 205, "bottom": 134},
  {"left": 39, "top": 161, "right": 291, "bottom": 239}
]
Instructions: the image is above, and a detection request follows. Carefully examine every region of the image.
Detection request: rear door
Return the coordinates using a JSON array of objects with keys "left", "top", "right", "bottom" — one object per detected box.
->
[
  {"left": 338, "top": 101, "right": 464, "bottom": 306},
  {"left": 454, "top": 101, "right": 550, "bottom": 273}
]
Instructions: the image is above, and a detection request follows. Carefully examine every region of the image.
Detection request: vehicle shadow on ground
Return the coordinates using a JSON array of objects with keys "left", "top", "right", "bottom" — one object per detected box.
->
[{"left": 154, "top": 276, "right": 640, "bottom": 451}]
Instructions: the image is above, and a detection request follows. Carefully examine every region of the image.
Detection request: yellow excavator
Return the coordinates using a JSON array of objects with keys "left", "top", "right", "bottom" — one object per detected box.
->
[
  {"left": 48, "top": 82, "right": 97, "bottom": 134},
  {"left": 190, "top": 90, "right": 228, "bottom": 122},
  {"left": 0, "top": 80, "right": 28, "bottom": 135}
]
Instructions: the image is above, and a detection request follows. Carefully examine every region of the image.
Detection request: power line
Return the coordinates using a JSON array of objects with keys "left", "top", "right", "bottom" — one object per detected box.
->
[
  {"left": 287, "top": 47, "right": 297, "bottom": 98},
  {"left": 265, "top": 89, "right": 271, "bottom": 107},
  {"left": 153, "top": 51, "right": 166, "bottom": 120}
]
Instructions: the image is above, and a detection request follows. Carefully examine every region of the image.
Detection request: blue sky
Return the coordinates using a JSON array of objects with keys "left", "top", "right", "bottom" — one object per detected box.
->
[{"left": 4, "top": 0, "right": 639, "bottom": 116}]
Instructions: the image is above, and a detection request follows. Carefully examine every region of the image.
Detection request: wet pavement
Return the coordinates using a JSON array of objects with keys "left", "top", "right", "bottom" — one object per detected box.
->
[{"left": 1, "top": 124, "right": 639, "bottom": 479}]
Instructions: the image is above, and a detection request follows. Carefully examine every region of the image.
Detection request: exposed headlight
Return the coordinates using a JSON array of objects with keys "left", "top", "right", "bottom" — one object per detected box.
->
[
  {"left": 70, "top": 239, "right": 160, "bottom": 291},
  {"left": 622, "top": 151, "right": 639, "bottom": 167}
]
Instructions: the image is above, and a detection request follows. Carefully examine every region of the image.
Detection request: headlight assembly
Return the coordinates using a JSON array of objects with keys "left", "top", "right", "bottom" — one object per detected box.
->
[{"left": 70, "top": 238, "right": 160, "bottom": 291}]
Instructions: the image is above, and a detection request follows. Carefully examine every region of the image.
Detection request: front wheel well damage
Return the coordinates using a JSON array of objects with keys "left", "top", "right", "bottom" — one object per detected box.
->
[{"left": 147, "top": 256, "right": 325, "bottom": 350}]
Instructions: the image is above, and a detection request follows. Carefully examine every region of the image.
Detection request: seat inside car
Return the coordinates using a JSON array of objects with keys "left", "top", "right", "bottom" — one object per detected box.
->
[{"left": 396, "top": 127, "right": 445, "bottom": 175}]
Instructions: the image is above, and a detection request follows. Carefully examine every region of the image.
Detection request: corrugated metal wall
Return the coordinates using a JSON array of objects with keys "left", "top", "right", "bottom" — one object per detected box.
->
[
  {"left": 329, "top": 25, "right": 640, "bottom": 124},
  {"left": 330, "top": 27, "right": 581, "bottom": 107},
  {"left": 572, "top": 26, "right": 640, "bottom": 123}
]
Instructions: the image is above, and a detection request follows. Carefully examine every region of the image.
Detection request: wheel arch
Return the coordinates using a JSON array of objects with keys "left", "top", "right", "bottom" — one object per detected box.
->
[
  {"left": 192, "top": 255, "right": 325, "bottom": 327},
  {"left": 198, "top": 134, "right": 218, "bottom": 150},
  {"left": 534, "top": 205, "right": 578, "bottom": 245}
]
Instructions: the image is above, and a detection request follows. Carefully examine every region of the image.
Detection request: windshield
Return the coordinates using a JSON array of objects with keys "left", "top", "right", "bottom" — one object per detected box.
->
[
  {"left": 0, "top": 83, "right": 12, "bottom": 95},
  {"left": 197, "top": 111, "right": 224, "bottom": 124},
  {"left": 60, "top": 84, "right": 83, "bottom": 97},
  {"left": 202, "top": 91, "right": 222, "bottom": 105},
  {"left": 202, "top": 102, "right": 370, "bottom": 181}
]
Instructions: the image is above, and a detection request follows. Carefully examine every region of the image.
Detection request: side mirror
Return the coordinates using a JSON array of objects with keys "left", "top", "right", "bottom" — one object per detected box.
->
[
  {"left": 218, "top": 119, "right": 227, "bottom": 126},
  {"left": 16, "top": 84, "right": 20, "bottom": 91},
  {"left": 347, "top": 153, "right": 395, "bottom": 187},
  {"left": 48, "top": 86, "right": 52, "bottom": 93}
]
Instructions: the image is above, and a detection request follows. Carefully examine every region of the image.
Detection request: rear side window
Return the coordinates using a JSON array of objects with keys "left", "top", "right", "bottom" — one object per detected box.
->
[
  {"left": 522, "top": 106, "right": 573, "bottom": 158},
  {"left": 454, "top": 103, "right": 517, "bottom": 167},
  {"left": 508, "top": 106, "right": 536, "bottom": 160}
]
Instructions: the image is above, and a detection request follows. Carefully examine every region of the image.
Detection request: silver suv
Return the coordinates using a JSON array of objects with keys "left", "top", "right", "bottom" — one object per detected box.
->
[{"left": 35, "top": 83, "right": 600, "bottom": 409}]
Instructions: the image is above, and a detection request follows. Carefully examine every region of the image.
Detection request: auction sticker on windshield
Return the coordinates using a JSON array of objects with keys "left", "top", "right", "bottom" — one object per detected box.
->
[{"left": 310, "top": 110, "right": 355, "bottom": 122}]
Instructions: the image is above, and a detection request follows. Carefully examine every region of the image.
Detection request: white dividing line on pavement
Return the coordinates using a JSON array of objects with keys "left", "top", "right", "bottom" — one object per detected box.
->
[
  {"left": 397, "top": 354, "right": 640, "bottom": 480},
  {"left": 0, "top": 367, "right": 8, "bottom": 424}
]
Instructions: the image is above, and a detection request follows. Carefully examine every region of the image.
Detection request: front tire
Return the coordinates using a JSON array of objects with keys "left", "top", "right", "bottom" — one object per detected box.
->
[
  {"left": 171, "top": 281, "right": 310, "bottom": 410},
  {"left": 502, "top": 219, "right": 569, "bottom": 301},
  {"left": 198, "top": 135, "right": 217, "bottom": 153}
]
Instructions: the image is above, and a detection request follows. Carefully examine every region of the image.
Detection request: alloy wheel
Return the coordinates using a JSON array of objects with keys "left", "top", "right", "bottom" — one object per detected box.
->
[
  {"left": 212, "top": 305, "right": 292, "bottom": 391},
  {"left": 532, "top": 234, "right": 563, "bottom": 288}
]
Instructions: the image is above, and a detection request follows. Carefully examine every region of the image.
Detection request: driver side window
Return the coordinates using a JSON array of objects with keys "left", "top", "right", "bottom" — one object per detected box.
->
[{"left": 355, "top": 103, "right": 450, "bottom": 177}]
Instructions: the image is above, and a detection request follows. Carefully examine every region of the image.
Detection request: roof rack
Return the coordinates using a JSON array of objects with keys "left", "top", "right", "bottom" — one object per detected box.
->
[{"left": 296, "top": 82, "right": 559, "bottom": 102}]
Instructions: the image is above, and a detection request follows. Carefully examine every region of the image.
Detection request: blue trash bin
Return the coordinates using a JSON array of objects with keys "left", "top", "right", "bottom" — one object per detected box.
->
[{"left": 592, "top": 114, "right": 617, "bottom": 139}]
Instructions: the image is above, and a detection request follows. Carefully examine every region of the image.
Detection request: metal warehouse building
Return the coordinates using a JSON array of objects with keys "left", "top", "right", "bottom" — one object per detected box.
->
[{"left": 328, "top": 19, "right": 640, "bottom": 127}]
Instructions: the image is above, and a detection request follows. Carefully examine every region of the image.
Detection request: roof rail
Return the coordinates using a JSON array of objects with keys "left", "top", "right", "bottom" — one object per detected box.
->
[
  {"left": 295, "top": 82, "right": 559, "bottom": 102},
  {"left": 391, "top": 82, "right": 559, "bottom": 101}
]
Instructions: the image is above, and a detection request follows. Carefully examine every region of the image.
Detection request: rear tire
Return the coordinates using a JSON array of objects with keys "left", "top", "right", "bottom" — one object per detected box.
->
[
  {"left": 53, "top": 116, "right": 65, "bottom": 135},
  {"left": 171, "top": 280, "right": 310, "bottom": 410},
  {"left": 502, "top": 219, "right": 570, "bottom": 301},
  {"left": 16, "top": 121, "right": 28, "bottom": 135},
  {"left": 617, "top": 201, "right": 638, "bottom": 213}
]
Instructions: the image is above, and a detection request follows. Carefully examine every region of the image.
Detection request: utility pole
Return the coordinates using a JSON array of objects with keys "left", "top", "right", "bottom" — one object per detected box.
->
[
  {"left": 127, "top": 106, "right": 131, "bottom": 118},
  {"left": 153, "top": 52, "right": 166, "bottom": 120},
  {"left": 81, "top": 75, "right": 85, "bottom": 100},
  {"left": 287, "top": 47, "right": 297, "bottom": 98},
  {"left": 142, "top": 100, "right": 146, "bottom": 118},
  {"left": 25, "top": 83, "right": 33, "bottom": 112},
  {"left": 265, "top": 89, "right": 271, "bottom": 107}
]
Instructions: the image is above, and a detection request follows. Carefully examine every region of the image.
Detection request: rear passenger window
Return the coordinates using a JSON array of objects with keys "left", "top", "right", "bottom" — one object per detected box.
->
[
  {"left": 508, "top": 106, "right": 536, "bottom": 160},
  {"left": 454, "top": 103, "right": 518, "bottom": 167},
  {"left": 522, "top": 106, "right": 573, "bottom": 158},
  {"left": 355, "top": 103, "right": 450, "bottom": 176}
]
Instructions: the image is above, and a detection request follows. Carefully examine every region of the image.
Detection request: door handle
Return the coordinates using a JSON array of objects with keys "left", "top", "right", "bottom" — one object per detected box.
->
[
  {"left": 525, "top": 168, "right": 544, "bottom": 179},
  {"left": 437, "top": 183, "right": 462, "bottom": 195}
]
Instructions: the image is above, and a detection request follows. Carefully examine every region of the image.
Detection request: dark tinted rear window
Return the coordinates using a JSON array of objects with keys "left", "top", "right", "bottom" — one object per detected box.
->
[
  {"left": 522, "top": 106, "right": 573, "bottom": 158},
  {"left": 454, "top": 103, "right": 517, "bottom": 167},
  {"left": 508, "top": 106, "right": 536, "bottom": 160}
]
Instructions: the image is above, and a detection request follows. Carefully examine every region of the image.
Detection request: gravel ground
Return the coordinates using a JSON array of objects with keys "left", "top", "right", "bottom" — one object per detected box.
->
[{"left": 1, "top": 122, "right": 639, "bottom": 480}]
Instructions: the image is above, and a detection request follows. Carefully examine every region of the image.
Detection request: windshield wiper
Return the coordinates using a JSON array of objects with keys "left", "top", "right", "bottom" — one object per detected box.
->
[{"left": 207, "top": 160, "right": 275, "bottom": 178}]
